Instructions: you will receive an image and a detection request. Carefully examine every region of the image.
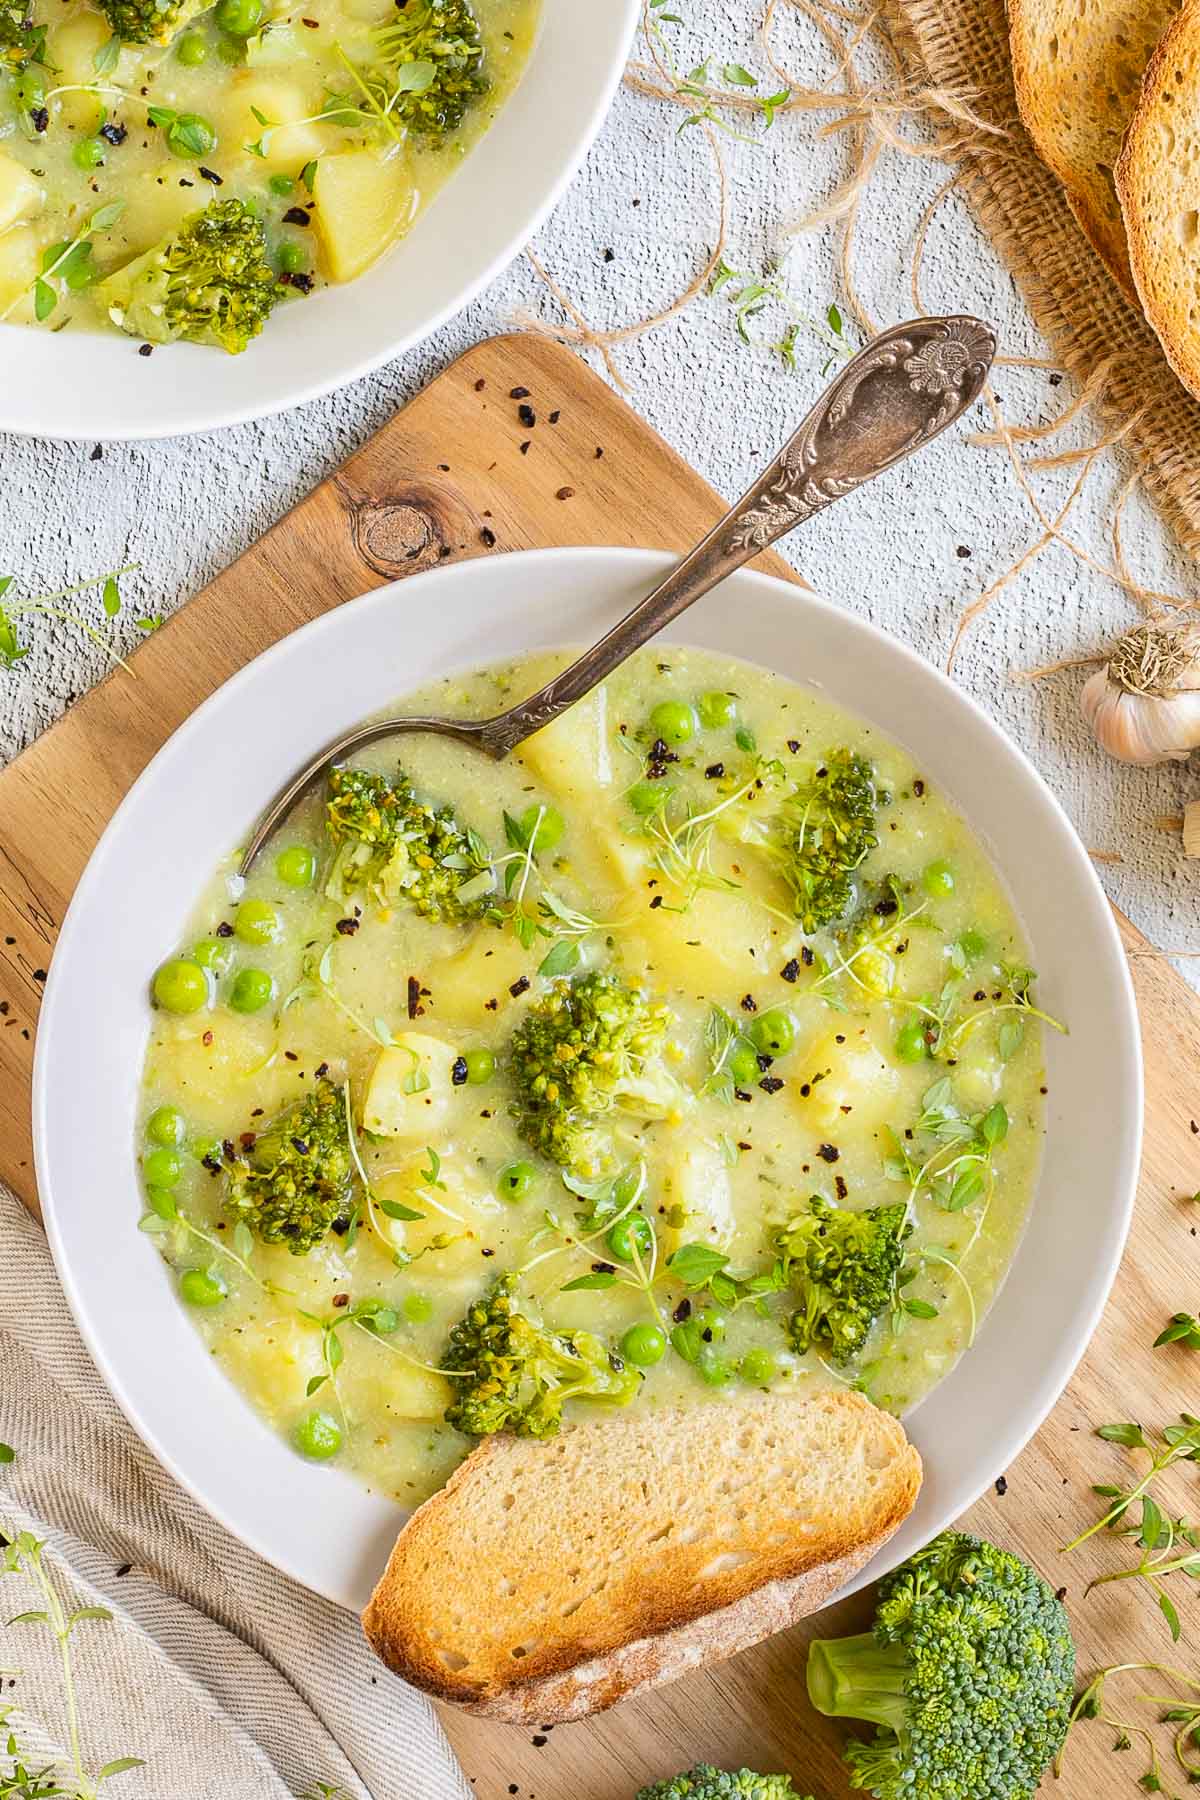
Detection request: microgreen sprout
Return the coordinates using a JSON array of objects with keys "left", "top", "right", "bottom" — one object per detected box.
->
[
  {"left": 0, "top": 566, "right": 143, "bottom": 674},
  {"left": 709, "top": 259, "right": 858, "bottom": 372},
  {"left": 0, "top": 200, "right": 124, "bottom": 325},
  {"left": 643, "top": 0, "right": 789, "bottom": 141},
  {"left": 1058, "top": 1661, "right": 1200, "bottom": 1791}
]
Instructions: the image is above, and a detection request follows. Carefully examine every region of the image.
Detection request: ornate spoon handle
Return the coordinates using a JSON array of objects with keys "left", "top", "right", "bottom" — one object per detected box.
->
[
  {"left": 477, "top": 314, "right": 995, "bottom": 756},
  {"left": 240, "top": 315, "right": 994, "bottom": 872}
]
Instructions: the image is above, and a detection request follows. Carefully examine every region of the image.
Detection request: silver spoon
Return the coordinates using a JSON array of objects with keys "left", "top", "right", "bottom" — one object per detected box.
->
[{"left": 241, "top": 314, "right": 995, "bottom": 874}]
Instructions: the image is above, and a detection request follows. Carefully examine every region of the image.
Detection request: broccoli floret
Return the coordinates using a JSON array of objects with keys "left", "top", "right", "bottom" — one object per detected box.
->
[
  {"left": 223, "top": 1077, "right": 352, "bottom": 1255},
  {"left": 636, "top": 1769, "right": 812, "bottom": 1800},
  {"left": 0, "top": 0, "right": 43, "bottom": 69},
  {"left": 772, "top": 749, "right": 879, "bottom": 933},
  {"left": 94, "top": 0, "right": 206, "bottom": 46},
  {"left": 372, "top": 0, "right": 488, "bottom": 138},
  {"left": 775, "top": 1195, "right": 910, "bottom": 1365},
  {"left": 324, "top": 763, "right": 492, "bottom": 919},
  {"left": 93, "top": 199, "right": 281, "bottom": 355},
  {"left": 508, "top": 970, "right": 679, "bottom": 1175},
  {"left": 442, "top": 1274, "right": 640, "bottom": 1438},
  {"left": 807, "top": 1530, "right": 1075, "bottom": 1800}
]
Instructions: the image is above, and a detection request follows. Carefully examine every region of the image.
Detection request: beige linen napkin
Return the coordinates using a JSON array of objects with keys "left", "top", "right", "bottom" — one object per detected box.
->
[{"left": 0, "top": 1184, "right": 472, "bottom": 1800}]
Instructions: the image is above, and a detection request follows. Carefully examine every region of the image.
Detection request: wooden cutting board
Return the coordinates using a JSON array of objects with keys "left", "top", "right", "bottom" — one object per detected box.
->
[{"left": 1, "top": 333, "right": 1196, "bottom": 1800}]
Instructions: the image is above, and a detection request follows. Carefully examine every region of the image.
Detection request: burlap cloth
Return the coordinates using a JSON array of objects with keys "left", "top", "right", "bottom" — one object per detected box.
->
[
  {"left": 882, "top": 0, "right": 1200, "bottom": 558},
  {"left": 0, "top": 1184, "right": 472, "bottom": 1800}
]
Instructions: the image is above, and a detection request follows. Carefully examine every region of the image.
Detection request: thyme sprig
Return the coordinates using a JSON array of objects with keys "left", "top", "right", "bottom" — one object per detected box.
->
[
  {"left": 1059, "top": 1661, "right": 1200, "bottom": 1793},
  {"left": 0, "top": 1527, "right": 143, "bottom": 1800},
  {"left": 0, "top": 567, "right": 147, "bottom": 674},
  {"left": 644, "top": 0, "right": 788, "bottom": 141},
  {"left": 709, "top": 259, "right": 858, "bottom": 372},
  {"left": 0, "top": 200, "right": 124, "bottom": 326}
]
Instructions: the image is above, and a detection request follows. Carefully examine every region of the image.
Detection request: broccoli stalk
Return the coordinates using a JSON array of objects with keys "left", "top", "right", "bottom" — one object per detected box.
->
[
  {"left": 223, "top": 1076, "right": 352, "bottom": 1255},
  {"left": 94, "top": 199, "right": 283, "bottom": 355},
  {"left": 96, "top": 0, "right": 208, "bottom": 47},
  {"left": 442, "top": 1274, "right": 640, "bottom": 1438},
  {"left": 807, "top": 1531, "right": 1075, "bottom": 1800},
  {"left": 372, "top": 0, "right": 488, "bottom": 138},
  {"left": 771, "top": 748, "right": 879, "bottom": 933},
  {"left": 776, "top": 1195, "right": 910, "bottom": 1366},
  {"left": 324, "top": 763, "right": 492, "bottom": 919},
  {"left": 508, "top": 970, "right": 680, "bottom": 1176},
  {"left": 636, "top": 1770, "right": 811, "bottom": 1800}
]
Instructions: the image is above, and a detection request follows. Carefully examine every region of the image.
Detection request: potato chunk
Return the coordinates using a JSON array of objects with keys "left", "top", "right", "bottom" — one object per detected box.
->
[
  {"left": 660, "top": 1136, "right": 736, "bottom": 1255},
  {"left": 313, "top": 149, "right": 413, "bottom": 283},
  {"left": 0, "top": 226, "right": 38, "bottom": 319},
  {"left": 362, "top": 1032, "right": 459, "bottom": 1141},
  {"left": 222, "top": 76, "right": 332, "bottom": 173},
  {"left": 795, "top": 1026, "right": 901, "bottom": 1138},
  {"left": 0, "top": 153, "right": 43, "bottom": 234}
]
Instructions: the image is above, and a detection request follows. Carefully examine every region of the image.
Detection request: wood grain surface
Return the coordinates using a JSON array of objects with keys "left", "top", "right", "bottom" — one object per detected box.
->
[{"left": 0, "top": 334, "right": 1193, "bottom": 1800}]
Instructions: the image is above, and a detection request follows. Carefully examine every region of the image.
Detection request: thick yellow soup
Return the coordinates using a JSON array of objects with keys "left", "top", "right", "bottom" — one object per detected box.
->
[
  {"left": 138, "top": 646, "right": 1054, "bottom": 1506},
  {"left": 0, "top": 0, "right": 537, "bottom": 346}
]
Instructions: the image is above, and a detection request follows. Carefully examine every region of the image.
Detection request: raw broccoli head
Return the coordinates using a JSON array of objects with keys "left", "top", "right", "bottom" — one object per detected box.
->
[
  {"left": 442, "top": 1273, "right": 640, "bottom": 1438},
  {"left": 808, "top": 1530, "right": 1075, "bottom": 1800},
  {"left": 636, "top": 1769, "right": 812, "bottom": 1800},
  {"left": 508, "top": 970, "right": 678, "bottom": 1175},
  {"left": 773, "top": 749, "right": 879, "bottom": 933},
  {"left": 94, "top": 199, "right": 281, "bottom": 355},
  {"left": 0, "top": 0, "right": 43, "bottom": 69},
  {"left": 95, "top": 0, "right": 206, "bottom": 46},
  {"left": 324, "top": 764, "right": 492, "bottom": 919},
  {"left": 775, "top": 1195, "right": 910, "bottom": 1366},
  {"left": 223, "top": 1077, "right": 352, "bottom": 1255},
  {"left": 373, "top": 0, "right": 488, "bottom": 138}
]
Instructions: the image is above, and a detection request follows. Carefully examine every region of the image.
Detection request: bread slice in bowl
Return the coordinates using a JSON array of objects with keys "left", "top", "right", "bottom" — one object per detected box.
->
[
  {"left": 1117, "top": 0, "right": 1200, "bottom": 397},
  {"left": 361, "top": 1387, "right": 921, "bottom": 1724},
  {"left": 1010, "top": 0, "right": 1179, "bottom": 295}
]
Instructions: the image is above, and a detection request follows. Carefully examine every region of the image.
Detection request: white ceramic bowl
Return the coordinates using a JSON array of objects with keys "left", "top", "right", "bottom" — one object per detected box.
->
[
  {"left": 34, "top": 547, "right": 1141, "bottom": 1611},
  {"left": 1, "top": 1, "right": 639, "bottom": 442}
]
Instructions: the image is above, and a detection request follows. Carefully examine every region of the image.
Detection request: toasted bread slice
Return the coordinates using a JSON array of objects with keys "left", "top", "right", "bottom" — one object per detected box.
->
[
  {"left": 1010, "top": 0, "right": 1179, "bottom": 294},
  {"left": 1118, "top": 0, "right": 1200, "bottom": 397},
  {"left": 362, "top": 1388, "right": 921, "bottom": 1723}
]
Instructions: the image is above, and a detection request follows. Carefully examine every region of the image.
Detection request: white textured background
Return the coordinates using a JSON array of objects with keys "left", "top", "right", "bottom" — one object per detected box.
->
[{"left": 2, "top": 0, "right": 1198, "bottom": 969}]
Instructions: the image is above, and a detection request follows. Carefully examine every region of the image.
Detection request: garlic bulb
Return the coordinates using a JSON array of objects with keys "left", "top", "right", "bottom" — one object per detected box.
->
[{"left": 1080, "top": 620, "right": 1200, "bottom": 765}]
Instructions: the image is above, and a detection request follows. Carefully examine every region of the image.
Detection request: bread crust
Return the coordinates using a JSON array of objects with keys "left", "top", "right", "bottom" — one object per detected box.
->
[
  {"left": 1117, "top": 0, "right": 1200, "bottom": 398},
  {"left": 361, "top": 1389, "right": 922, "bottom": 1721}
]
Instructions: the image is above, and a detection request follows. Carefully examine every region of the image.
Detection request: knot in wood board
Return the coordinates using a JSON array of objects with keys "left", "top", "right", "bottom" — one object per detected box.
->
[{"left": 353, "top": 500, "right": 444, "bottom": 577}]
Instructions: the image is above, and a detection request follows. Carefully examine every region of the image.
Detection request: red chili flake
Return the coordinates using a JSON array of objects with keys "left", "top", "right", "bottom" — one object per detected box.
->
[
  {"left": 519, "top": 441, "right": 531, "bottom": 455},
  {"left": 649, "top": 896, "right": 663, "bottom": 910},
  {"left": 480, "top": 526, "right": 496, "bottom": 546},
  {"left": 548, "top": 409, "right": 561, "bottom": 423},
  {"left": 780, "top": 958, "right": 800, "bottom": 982},
  {"left": 758, "top": 1075, "right": 784, "bottom": 1094},
  {"left": 913, "top": 779, "right": 925, "bottom": 796},
  {"left": 282, "top": 206, "right": 311, "bottom": 226},
  {"left": 198, "top": 166, "right": 222, "bottom": 185},
  {"left": 673, "top": 1298, "right": 692, "bottom": 1322},
  {"left": 509, "top": 975, "right": 531, "bottom": 998},
  {"left": 32, "top": 968, "right": 45, "bottom": 982},
  {"left": 215, "top": 921, "right": 234, "bottom": 937},
  {"left": 517, "top": 402, "right": 536, "bottom": 427},
  {"left": 995, "top": 1475, "right": 1008, "bottom": 1496},
  {"left": 315, "top": 1060, "right": 329, "bottom": 1078},
  {"left": 475, "top": 377, "right": 486, "bottom": 391},
  {"left": 481, "top": 1247, "right": 495, "bottom": 1257},
  {"left": 786, "top": 739, "right": 800, "bottom": 753},
  {"left": 817, "top": 1143, "right": 840, "bottom": 1162},
  {"left": 485, "top": 998, "right": 498, "bottom": 1011},
  {"left": 740, "top": 993, "right": 757, "bottom": 1012},
  {"left": 202, "top": 1029, "right": 214, "bottom": 1046},
  {"left": 335, "top": 917, "right": 359, "bottom": 936},
  {"left": 734, "top": 1088, "right": 753, "bottom": 1102},
  {"left": 592, "top": 1261, "right": 616, "bottom": 1274},
  {"left": 407, "top": 975, "right": 423, "bottom": 1019},
  {"left": 834, "top": 1175, "right": 849, "bottom": 1200},
  {"left": 138, "top": 344, "right": 154, "bottom": 357},
  {"left": 800, "top": 946, "right": 815, "bottom": 967},
  {"left": 555, "top": 486, "right": 575, "bottom": 501},
  {"left": 99, "top": 121, "right": 127, "bottom": 145},
  {"left": 239, "top": 1131, "right": 257, "bottom": 1150},
  {"left": 705, "top": 762, "right": 724, "bottom": 779},
  {"left": 332, "top": 1292, "right": 350, "bottom": 1308},
  {"left": 510, "top": 386, "right": 530, "bottom": 398}
]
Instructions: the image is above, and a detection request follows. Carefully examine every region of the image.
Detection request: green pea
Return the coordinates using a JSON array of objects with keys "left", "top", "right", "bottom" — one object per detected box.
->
[
  {"left": 193, "top": 935, "right": 235, "bottom": 974},
  {"left": 292, "top": 1409, "right": 341, "bottom": 1460},
  {"left": 463, "top": 1048, "right": 495, "bottom": 1085},
  {"left": 143, "top": 1147, "right": 183, "bottom": 1188},
  {"left": 276, "top": 241, "right": 307, "bottom": 275},
  {"left": 740, "top": 1346, "right": 777, "bottom": 1386},
  {"left": 229, "top": 967, "right": 275, "bottom": 1014},
  {"left": 274, "top": 844, "right": 315, "bottom": 887},
  {"left": 895, "top": 1018, "right": 928, "bottom": 1063},
  {"left": 697, "top": 690, "right": 737, "bottom": 730},
  {"left": 215, "top": 0, "right": 262, "bottom": 35},
  {"left": 146, "top": 1104, "right": 186, "bottom": 1147},
  {"left": 518, "top": 803, "right": 565, "bottom": 853},
  {"left": 175, "top": 29, "right": 208, "bottom": 61},
  {"left": 627, "top": 779, "right": 666, "bottom": 816},
  {"left": 606, "top": 1212, "right": 653, "bottom": 1264},
  {"left": 648, "top": 699, "right": 697, "bottom": 747},
  {"left": 621, "top": 1323, "right": 667, "bottom": 1367},
  {"left": 180, "top": 1268, "right": 227, "bottom": 1307},
  {"left": 498, "top": 1160, "right": 536, "bottom": 1202},
  {"left": 728, "top": 1037, "right": 761, "bottom": 1085},
  {"left": 234, "top": 898, "right": 280, "bottom": 944},
  {"left": 922, "top": 859, "right": 956, "bottom": 898},
  {"left": 268, "top": 171, "right": 294, "bottom": 194},
  {"left": 72, "top": 136, "right": 105, "bottom": 170},
  {"left": 403, "top": 1292, "right": 433, "bottom": 1324},
  {"left": 152, "top": 958, "right": 209, "bottom": 1014},
  {"left": 697, "top": 1348, "right": 734, "bottom": 1386},
  {"left": 749, "top": 1008, "right": 795, "bottom": 1058},
  {"left": 145, "top": 1184, "right": 178, "bottom": 1220}
]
